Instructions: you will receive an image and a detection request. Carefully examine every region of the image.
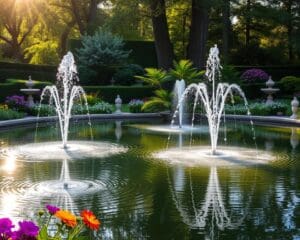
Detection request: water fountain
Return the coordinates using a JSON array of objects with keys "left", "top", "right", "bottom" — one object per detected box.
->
[
  {"left": 1, "top": 52, "right": 127, "bottom": 199},
  {"left": 40, "top": 52, "right": 88, "bottom": 148},
  {"left": 261, "top": 76, "right": 279, "bottom": 105},
  {"left": 11, "top": 52, "right": 127, "bottom": 161},
  {"left": 173, "top": 79, "right": 186, "bottom": 128},
  {"left": 20, "top": 76, "right": 40, "bottom": 107},
  {"left": 172, "top": 45, "right": 251, "bottom": 154},
  {"left": 156, "top": 45, "right": 275, "bottom": 166}
]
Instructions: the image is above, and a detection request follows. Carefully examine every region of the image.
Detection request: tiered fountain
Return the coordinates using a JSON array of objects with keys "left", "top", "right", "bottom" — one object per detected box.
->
[{"left": 261, "top": 76, "right": 279, "bottom": 105}]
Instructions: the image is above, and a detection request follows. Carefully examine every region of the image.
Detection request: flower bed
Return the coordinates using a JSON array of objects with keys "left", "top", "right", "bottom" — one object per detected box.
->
[{"left": 0, "top": 205, "right": 101, "bottom": 240}]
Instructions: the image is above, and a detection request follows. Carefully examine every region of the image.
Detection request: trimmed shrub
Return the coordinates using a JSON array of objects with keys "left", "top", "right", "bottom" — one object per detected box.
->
[
  {"left": 83, "top": 85, "right": 155, "bottom": 103},
  {"left": 72, "top": 102, "right": 113, "bottom": 114},
  {"left": 113, "top": 64, "right": 145, "bottom": 85},
  {"left": 0, "top": 62, "right": 56, "bottom": 82},
  {"left": 225, "top": 101, "right": 289, "bottom": 116},
  {"left": 240, "top": 68, "right": 269, "bottom": 83},
  {"left": 0, "top": 108, "right": 26, "bottom": 120},
  {"left": 28, "top": 104, "right": 56, "bottom": 116},
  {"left": 279, "top": 76, "right": 300, "bottom": 94}
]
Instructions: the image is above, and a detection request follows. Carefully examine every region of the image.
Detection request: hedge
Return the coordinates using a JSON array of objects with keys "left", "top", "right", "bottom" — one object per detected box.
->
[
  {"left": 0, "top": 79, "right": 52, "bottom": 102},
  {"left": 0, "top": 80, "right": 155, "bottom": 104},
  {"left": 83, "top": 85, "right": 155, "bottom": 103},
  {"left": 0, "top": 62, "right": 56, "bottom": 82},
  {"left": 68, "top": 39, "right": 157, "bottom": 68}
]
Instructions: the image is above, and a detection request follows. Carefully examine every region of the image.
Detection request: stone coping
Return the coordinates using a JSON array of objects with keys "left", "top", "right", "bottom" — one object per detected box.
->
[
  {"left": 197, "top": 114, "right": 300, "bottom": 127},
  {"left": 0, "top": 112, "right": 299, "bottom": 129}
]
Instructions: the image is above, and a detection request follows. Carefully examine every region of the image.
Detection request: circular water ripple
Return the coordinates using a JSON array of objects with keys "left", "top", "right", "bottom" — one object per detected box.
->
[
  {"left": 6, "top": 141, "right": 127, "bottom": 161},
  {"left": 155, "top": 146, "right": 277, "bottom": 167}
]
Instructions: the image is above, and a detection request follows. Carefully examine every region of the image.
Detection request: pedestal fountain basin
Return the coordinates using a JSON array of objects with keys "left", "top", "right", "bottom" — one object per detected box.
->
[
  {"left": 6, "top": 141, "right": 127, "bottom": 161},
  {"left": 155, "top": 146, "right": 276, "bottom": 167},
  {"left": 260, "top": 88, "right": 279, "bottom": 105},
  {"left": 20, "top": 89, "right": 40, "bottom": 107}
]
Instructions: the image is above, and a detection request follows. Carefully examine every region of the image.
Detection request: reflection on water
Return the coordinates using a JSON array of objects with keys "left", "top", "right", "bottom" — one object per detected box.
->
[
  {"left": 0, "top": 121, "right": 299, "bottom": 239},
  {"left": 168, "top": 165, "right": 254, "bottom": 239}
]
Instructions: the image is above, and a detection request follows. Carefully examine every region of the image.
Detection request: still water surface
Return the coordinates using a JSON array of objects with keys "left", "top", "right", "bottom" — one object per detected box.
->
[{"left": 0, "top": 120, "right": 299, "bottom": 239}]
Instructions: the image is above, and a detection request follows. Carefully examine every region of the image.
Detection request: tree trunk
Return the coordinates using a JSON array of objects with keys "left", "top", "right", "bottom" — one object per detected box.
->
[
  {"left": 187, "top": 0, "right": 209, "bottom": 69},
  {"left": 71, "top": 0, "right": 86, "bottom": 34},
  {"left": 11, "top": 39, "right": 24, "bottom": 62},
  {"left": 245, "top": 0, "right": 251, "bottom": 47},
  {"left": 60, "top": 20, "right": 76, "bottom": 57},
  {"left": 286, "top": 0, "right": 294, "bottom": 61},
  {"left": 86, "top": 0, "right": 98, "bottom": 34},
  {"left": 222, "top": 0, "right": 231, "bottom": 63},
  {"left": 150, "top": 0, "right": 174, "bottom": 69}
]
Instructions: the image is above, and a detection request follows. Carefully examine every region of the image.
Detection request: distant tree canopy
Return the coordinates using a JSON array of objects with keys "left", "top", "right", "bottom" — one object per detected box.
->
[{"left": 0, "top": 0, "right": 299, "bottom": 67}]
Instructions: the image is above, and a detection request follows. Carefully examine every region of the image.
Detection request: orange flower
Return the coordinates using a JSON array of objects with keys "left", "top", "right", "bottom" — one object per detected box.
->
[
  {"left": 55, "top": 210, "right": 77, "bottom": 228},
  {"left": 80, "top": 210, "right": 100, "bottom": 230}
]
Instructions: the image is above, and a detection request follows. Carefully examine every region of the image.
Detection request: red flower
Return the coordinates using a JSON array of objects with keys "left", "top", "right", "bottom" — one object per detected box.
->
[{"left": 80, "top": 210, "right": 100, "bottom": 230}]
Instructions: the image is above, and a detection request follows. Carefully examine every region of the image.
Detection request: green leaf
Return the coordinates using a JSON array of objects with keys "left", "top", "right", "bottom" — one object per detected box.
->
[{"left": 38, "top": 225, "right": 49, "bottom": 240}]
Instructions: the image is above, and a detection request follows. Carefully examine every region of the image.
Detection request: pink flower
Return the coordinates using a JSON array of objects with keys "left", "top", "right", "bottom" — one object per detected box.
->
[{"left": 46, "top": 204, "right": 60, "bottom": 215}]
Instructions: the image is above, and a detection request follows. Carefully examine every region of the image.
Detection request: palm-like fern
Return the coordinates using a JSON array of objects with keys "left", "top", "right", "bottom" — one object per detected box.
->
[
  {"left": 142, "top": 89, "right": 172, "bottom": 112},
  {"left": 135, "top": 68, "right": 168, "bottom": 88},
  {"left": 169, "top": 60, "right": 203, "bottom": 84}
]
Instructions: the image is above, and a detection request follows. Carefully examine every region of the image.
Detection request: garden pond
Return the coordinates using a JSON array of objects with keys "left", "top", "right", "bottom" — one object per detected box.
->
[{"left": 0, "top": 119, "right": 299, "bottom": 239}]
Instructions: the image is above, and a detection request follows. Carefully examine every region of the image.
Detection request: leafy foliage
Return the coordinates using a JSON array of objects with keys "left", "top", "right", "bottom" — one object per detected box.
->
[
  {"left": 128, "top": 99, "right": 144, "bottom": 113},
  {"left": 279, "top": 76, "right": 300, "bottom": 94},
  {"left": 169, "top": 60, "right": 203, "bottom": 84},
  {"left": 77, "top": 28, "right": 131, "bottom": 67},
  {"left": 24, "top": 41, "right": 59, "bottom": 65},
  {"left": 113, "top": 64, "right": 145, "bottom": 85},
  {"left": 225, "top": 101, "right": 290, "bottom": 116},
  {"left": 135, "top": 68, "right": 168, "bottom": 88},
  {"left": 142, "top": 89, "right": 172, "bottom": 113},
  {"left": 77, "top": 28, "right": 131, "bottom": 84},
  {"left": 0, "top": 107, "right": 25, "bottom": 120}
]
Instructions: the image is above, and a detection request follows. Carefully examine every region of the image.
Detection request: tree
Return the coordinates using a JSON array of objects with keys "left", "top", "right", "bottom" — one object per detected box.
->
[
  {"left": 187, "top": 0, "right": 210, "bottom": 68},
  {"left": 221, "top": 0, "right": 232, "bottom": 62},
  {"left": 0, "top": 0, "right": 39, "bottom": 61},
  {"left": 150, "top": 0, "right": 174, "bottom": 69}
]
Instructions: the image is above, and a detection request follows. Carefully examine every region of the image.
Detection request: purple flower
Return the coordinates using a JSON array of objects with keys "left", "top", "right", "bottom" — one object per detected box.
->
[
  {"left": 241, "top": 68, "right": 269, "bottom": 83},
  {"left": 5, "top": 95, "right": 27, "bottom": 109},
  {"left": 0, "top": 218, "right": 14, "bottom": 238},
  {"left": 46, "top": 204, "right": 60, "bottom": 215},
  {"left": 12, "top": 221, "right": 39, "bottom": 240}
]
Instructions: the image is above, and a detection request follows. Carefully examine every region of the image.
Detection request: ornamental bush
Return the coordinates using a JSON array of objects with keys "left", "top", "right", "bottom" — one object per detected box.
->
[
  {"left": 225, "top": 101, "right": 289, "bottom": 116},
  {"left": 0, "top": 108, "right": 26, "bottom": 120},
  {"left": 279, "top": 76, "right": 300, "bottom": 94},
  {"left": 129, "top": 99, "right": 144, "bottom": 113},
  {"left": 77, "top": 28, "right": 131, "bottom": 85},
  {"left": 240, "top": 68, "right": 269, "bottom": 83},
  {"left": 113, "top": 64, "right": 145, "bottom": 85},
  {"left": 5, "top": 95, "right": 27, "bottom": 112}
]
